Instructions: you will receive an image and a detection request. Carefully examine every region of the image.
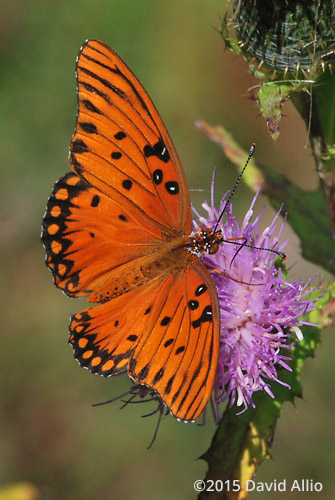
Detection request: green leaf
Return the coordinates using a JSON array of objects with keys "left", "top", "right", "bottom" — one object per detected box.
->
[{"left": 255, "top": 162, "right": 335, "bottom": 274}]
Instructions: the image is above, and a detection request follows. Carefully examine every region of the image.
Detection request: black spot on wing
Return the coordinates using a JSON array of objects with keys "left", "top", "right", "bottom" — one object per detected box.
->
[
  {"left": 72, "top": 139, "right": 88, "bottom": 153},
  {"left": 137, "top": 364, "right": 150, "bottom": 382},
  {"left": 111, "top": 151, "right": 122, "bottom": 159},
  {"left": 144, "top": 139, "right": 170, "bottom": 163},
  {"left": 192, "top": 305, "right": 213, "bottom": 329},
  {"left": 165, "top": 181, "right": 179, "bottom": 195},
  {"left": 153, "top": 368, "right": 164, "bottom": 384},
  {"left": 153, "top": 169, "right": 163, "bottom": 185},
  {"left": 70, "top": 151, "right": 83, "bottom": 173},
  {"left": 164, "top": 375, "right": 175, "bottom": 395},
  {"left": 91, "top": 195, "right": 100, "bottom": 207},
  {"left": 195, "top": 284, "right": 207, "bottom": 296},
  {"left": 122, "top": 179, "right": 132, "bottom": 190},
  {"left": 114, "top": 131, "right": 126, "bottom": 140},
  {"left": 164, "top": 338, "right": 174, "bottom": 348},
  {"left": 79, "top": 122, "right": 97, "bottom": 134},
  {"left": 83, "top": 99, "right": 102, "bottom": 114},
  {"left": 160, "top": 316, "right": 171, "bottom": 326},
  {"left": 188, "top": 300, "right": 199, "bottom": 310}
]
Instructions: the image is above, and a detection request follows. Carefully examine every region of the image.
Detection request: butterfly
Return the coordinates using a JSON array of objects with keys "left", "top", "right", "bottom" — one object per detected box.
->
[{"left": 42, "top": 39, "right": 223, "bottom": 422}]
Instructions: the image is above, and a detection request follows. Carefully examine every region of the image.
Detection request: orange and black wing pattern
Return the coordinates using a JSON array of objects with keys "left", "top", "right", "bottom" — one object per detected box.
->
[
  {"left": 71, "top": 39, "right": 191, "bottom": 233},
  {"left": 42, "top": 40, "right": 220, "bottom": 422},
  {"left": 69, "top": 259, "right": 219, "bottom": 421}
]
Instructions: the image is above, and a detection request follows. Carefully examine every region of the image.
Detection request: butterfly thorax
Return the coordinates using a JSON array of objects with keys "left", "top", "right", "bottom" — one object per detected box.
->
[{"left": 188, "top": 227, "right": 223, "bottom": 257}]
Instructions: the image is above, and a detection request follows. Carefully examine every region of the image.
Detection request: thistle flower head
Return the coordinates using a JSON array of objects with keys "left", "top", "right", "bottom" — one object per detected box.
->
[
  {"left": 193, "top": 172, "right": 316, "bottom": 416},
  {"left": 107, "top": 173, "right": 316, "bottom": 427}
]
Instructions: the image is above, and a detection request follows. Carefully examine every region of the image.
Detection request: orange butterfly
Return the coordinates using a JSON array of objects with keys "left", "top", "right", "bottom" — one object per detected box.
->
[{"left": 42, "top": 39, "right": 222, "bottom": 422}]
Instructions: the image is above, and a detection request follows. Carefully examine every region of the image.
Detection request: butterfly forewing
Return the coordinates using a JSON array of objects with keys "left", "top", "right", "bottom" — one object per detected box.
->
[
  {"left": 42, "top": 172, "right": 166, "bottom": 297},
  {"left": 71, "top": 39, "right": 191, "bottom": 234}
]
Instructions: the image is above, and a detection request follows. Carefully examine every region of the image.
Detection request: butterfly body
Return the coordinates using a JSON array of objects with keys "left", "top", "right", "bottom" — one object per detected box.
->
[
  {"left": 42, "top": 40, "right": 220, "bottom": 421},
  {"left": 88, "top": 234, "right": 197, "bottom": 303}
]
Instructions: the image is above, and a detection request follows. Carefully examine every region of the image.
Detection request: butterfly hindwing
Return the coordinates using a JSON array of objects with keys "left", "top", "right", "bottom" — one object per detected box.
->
[
  {"left": 69, "top": 260, "right": 219, "bottom": 421},
  {"left": 130, "top": 260, "right": 220, "bottom": 421},
  {"left": 71, "top": 39, "right": 191, "bottom": 234},
  {"left": 69, "top": 277, "right": 163, "bottom": 375}
]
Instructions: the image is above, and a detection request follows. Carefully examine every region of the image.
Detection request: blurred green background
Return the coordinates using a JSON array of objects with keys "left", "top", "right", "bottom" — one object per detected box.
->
[{"left": 1, "top": 1, "right": 334, "bottom": 499}]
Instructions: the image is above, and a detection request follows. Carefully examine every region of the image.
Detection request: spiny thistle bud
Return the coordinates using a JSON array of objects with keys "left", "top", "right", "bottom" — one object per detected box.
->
[
  {"left": 223, "top": 0, "right": 335, "bottom": 78},
  {"left": 222, "top": 1, "right": 335, "bottom": 139}
]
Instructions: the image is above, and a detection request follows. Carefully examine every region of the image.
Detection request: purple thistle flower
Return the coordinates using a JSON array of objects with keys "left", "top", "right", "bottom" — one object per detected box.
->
[
  {"left": 103, "top": 172, "right": 316, "bottom": 429},
  {"left": 193, "top": 171, "right": 316, "bottom": 415}
]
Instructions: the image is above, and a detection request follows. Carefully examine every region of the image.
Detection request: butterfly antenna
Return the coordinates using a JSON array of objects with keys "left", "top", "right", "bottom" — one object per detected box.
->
[
  {"left": 214, "top": 143, "right": 256, "bottom": 232},
  {"left": 240, "top": 243, "right": 286, "bottom": 260},
  {"left": 224, "top": 238, "right": 286, "bottom": 261}
]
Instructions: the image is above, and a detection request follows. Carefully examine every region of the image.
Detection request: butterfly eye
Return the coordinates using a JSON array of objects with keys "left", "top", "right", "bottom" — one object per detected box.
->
[{"left": 208, "top": 242, "right": 219, "bottom": 255}]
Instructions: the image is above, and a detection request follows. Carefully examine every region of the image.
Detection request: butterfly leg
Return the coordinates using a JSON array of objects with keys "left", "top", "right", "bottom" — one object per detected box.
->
[{"left": 207, "top": 263, "right": 261, "bottom": 286}]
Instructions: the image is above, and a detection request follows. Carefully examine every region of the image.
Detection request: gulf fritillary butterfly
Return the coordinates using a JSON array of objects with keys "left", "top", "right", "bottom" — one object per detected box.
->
[{"left": 42, "top": 39, "right": 224, "bottom": 422}]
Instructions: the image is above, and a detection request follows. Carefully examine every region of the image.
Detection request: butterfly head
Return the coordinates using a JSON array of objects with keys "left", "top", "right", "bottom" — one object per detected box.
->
[{"left": 190, "top": 227, "right": 223, "bottom": 256}]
